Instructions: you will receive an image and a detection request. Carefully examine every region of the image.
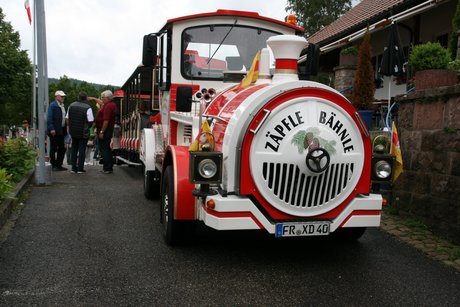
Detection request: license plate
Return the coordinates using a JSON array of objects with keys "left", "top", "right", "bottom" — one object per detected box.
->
[{"left": 275, "top": 222, "right": 330, "bottom": 237}]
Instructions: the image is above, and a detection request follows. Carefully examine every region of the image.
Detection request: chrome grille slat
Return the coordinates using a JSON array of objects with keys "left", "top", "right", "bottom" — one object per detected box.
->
[
  {"left": 296, "top": 174, "right": 306, "bottom": 207},
  {"left": 262, "top": 162, "right": 355, "bottom": 209}
]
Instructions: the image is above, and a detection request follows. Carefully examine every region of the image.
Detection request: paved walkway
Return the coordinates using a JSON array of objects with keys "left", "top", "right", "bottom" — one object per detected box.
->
[{"left": 381, "top": 212, "right": 460, "bottom": 271}]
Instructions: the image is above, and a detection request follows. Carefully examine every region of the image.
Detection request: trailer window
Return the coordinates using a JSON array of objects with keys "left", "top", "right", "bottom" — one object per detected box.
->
[{"left": 182, "top": 25, "right": 280, "bottom": 80}]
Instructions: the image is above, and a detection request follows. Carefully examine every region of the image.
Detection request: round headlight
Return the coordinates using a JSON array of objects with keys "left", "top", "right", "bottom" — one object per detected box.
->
[
  {"left": 198, "top": 159, "right": 217, "bottom": 179},
  {"left": 374, "top": 160, "right": 392, "bottom": 179}
]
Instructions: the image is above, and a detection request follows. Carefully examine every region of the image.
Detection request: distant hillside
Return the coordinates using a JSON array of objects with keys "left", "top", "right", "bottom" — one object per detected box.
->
[{"left": 48, "top": 77, "right": 117, "bottom": 89}]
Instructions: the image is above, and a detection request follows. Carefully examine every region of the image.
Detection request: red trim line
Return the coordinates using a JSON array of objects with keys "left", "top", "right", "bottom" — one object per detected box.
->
[
  {"left": 339, "top": 210, "right": 380, "bottom": 228},
  {"left": 204, "top": 207, "right": 264, "bottom": 229}
]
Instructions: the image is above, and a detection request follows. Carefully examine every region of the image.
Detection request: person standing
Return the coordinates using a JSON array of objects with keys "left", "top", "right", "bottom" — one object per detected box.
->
[
  {"left": 47, "top": 90, "right": 68, "bottom": 171},
  {"left": 88, "top": 95, "right": 105, "bottom": 162},
  {"left": 67, "top": 92, "right": 94, "bottom": 174},
  {"left": 97, "top": 90, "right": 118, "bottom": 174}
]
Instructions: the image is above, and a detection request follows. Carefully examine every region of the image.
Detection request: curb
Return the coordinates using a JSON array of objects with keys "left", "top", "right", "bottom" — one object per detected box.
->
[
  {"left": 0, "top": 169, "right": 35, "bottom": 231},
  {"left": 381, "top": 212, "right": 460, "bottom": 272}
]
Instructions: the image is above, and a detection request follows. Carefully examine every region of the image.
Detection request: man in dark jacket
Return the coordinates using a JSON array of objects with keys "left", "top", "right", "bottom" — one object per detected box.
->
[
  {"left": 47, "top": 90, "right": 67, "bottom": 171},
  {"left": 67, "top": 92, "right": 94, "bottom": 174}
]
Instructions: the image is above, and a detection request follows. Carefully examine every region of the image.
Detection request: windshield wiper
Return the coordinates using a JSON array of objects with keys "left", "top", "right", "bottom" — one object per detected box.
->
[{"left": 206, "top": 19, "right": 237, "bottom": 64}]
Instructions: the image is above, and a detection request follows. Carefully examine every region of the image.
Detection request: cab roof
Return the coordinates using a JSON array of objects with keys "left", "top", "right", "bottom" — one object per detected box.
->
[{"left": 161, "top": 9, "right": 304, "bottom": 34}]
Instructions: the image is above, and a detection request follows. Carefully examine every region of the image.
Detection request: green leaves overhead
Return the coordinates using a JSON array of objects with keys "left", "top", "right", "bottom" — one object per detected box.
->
[
  {"left": 0, "top": 8, "right": 32, "bottom": 127},
  {"left": 286, "top": 0, "right": 352, "bottom": 37}
]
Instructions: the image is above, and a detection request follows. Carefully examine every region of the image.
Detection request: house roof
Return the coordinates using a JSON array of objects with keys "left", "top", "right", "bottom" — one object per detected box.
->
[{"left": 308, "top": 0, "right": 411, "bottom": 45}]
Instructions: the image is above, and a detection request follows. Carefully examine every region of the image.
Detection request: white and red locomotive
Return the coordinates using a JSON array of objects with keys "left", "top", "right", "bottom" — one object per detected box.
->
[{"left": 117, "top": 10, "right": 393, "bottom": 245}]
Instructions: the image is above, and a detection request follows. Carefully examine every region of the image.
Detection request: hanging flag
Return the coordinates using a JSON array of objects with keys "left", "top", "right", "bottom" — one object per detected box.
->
[
  {"left": 239, "top": 51, "right": 260, "bottom": 89},
  {"left": 188, "top": 120, "right": 214, "bottom": 152},
  {"left": 24, "top": 0, "right": 32, "bottom": 25},
  {"left": 391, "top": 121, "right": 403, "bottom": 181}
]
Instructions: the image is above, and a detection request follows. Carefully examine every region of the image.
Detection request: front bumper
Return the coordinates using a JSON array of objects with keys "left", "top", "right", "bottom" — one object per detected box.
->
[{"left": 198, "top": 193, "right": 383, "bottom": 234}]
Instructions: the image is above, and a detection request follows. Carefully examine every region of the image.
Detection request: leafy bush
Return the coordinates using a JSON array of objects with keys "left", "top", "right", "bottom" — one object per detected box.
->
[
  {"left": 447, "top": 59, "right": 460, "bottom": 76},
  {"left": 0, "top": 138, "right": 36, "bottom": 182},
  {"left": 340, "top": 46, "right": 359, "bottom": 56},
  {"left": 0, "top": 168, "right": 13, "bottom": 201},
  {"left": 409, "top": 42, "right": 451, "bottom": 72},
  {"left": 448, "top": 0, "right": 460, "bottom": 60}
]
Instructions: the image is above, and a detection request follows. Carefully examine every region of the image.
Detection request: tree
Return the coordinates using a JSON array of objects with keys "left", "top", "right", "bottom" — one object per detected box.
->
[
  {"left": 448, "top": 0, "right": 460, "bottom": 60},
  {"left": 352, "top": 31, "right": 375, "bottom": 110},
  {"left": 0, "top": 8, "right": 32, "bottom": 127},
  {"left": 286, "top": 0, "right": 352, "bottom": 37},
  {"left": 49, "top": 76, "right": 117, "bottom": 116}
]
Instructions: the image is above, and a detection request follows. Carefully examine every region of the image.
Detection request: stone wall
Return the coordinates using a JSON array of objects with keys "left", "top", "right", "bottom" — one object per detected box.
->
[
  {"left": 333, "top": 66, "right": 356, "bottom": 100},
  {"left": 395, "top": 85, "right": 460, "bottom": 244}
]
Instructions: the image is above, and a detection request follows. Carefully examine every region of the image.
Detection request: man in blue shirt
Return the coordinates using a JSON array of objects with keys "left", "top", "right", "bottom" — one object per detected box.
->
[{"left": 47, "top": 90, "right": 68, "bottom": 171}]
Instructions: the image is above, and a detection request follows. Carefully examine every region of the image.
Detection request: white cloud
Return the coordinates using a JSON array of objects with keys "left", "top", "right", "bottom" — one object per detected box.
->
[{"left": 0, "top": 0, "right": 290, "bottom": 86}]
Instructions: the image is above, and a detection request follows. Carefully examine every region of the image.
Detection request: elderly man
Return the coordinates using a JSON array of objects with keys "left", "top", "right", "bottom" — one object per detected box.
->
[
  {"left": 47, "top": 90, "right": 67, "bottom": 171},
  {"left": 97, "top": 90, "right": 118, "bottom": 174}
]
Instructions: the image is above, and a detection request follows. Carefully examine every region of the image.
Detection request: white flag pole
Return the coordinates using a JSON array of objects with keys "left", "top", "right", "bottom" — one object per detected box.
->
[{"left": 32, "top": 0, "right": 37, "bottom": 148}]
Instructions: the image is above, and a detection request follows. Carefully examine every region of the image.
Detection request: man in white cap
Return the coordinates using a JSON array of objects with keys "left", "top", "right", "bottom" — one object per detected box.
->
[{"left": 47, "top": 90, "right": 68, "bottom": 171}]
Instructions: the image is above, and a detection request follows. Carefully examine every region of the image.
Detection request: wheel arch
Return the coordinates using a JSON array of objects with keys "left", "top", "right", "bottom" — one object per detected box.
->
[{"left": 162, "top": 146, "right": 196, "bottom": 220}]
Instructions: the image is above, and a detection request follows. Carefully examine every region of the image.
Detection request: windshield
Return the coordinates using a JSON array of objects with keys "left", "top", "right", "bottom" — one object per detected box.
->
[{"left": 182, "top": 25, "right": 280, "bottom": 80}]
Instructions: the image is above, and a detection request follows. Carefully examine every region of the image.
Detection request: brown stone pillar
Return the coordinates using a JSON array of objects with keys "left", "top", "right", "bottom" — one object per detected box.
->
[{"left": 334, "top": 66, "right": 356, "bottom": 100}]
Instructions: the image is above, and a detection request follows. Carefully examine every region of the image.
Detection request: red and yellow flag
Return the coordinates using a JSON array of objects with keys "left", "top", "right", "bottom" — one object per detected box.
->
[
  {"left": 24, "top": 0, "right": 32, "bottom": 25},
  {"left": 239, "top": 51, "right": 260, "bottom": 88},
  {"left": 391, "top": 121, "right": 403, "bottom": 181},
  {"left": 189, "top": 120, "right": 213, "bottom": 152}
]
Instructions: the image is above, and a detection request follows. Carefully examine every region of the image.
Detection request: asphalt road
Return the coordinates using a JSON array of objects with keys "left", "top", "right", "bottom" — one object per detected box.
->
[{"left": 0, "top": 165, "right": 459, "bottom": 306}]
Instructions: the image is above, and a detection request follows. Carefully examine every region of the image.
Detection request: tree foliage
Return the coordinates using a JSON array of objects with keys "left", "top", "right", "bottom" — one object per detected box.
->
[
  {"left": 49, "top": 76, "right": 117, "bottom": 116},
  {"left": 0, "top": 8, "right": 32, "bottom": 127},
  {"left": 286, "top": 0, "right": 352, "bottom": 37},
  {"left": 352, "top": 31, "right": 375, "bottom": 110}
]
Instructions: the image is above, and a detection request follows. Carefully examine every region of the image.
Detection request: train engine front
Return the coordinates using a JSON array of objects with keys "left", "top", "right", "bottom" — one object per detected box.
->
[{"left": 164, "top": 35, "right": 390, "bottom": 244}]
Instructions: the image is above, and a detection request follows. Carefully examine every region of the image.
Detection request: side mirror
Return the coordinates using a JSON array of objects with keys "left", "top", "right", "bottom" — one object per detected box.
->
[
  {"left": 176, "top": 86, "right": 192, "bottom": 112},
  {"left": 299, "top": 43, "right": 320, "bottom": 79},
  {"left": 142, "top": 34, "right": 158, "bottom": 67}
]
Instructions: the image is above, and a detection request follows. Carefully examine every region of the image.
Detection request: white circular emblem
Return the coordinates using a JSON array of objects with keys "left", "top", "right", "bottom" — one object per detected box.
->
[{"left": 250, "top": 97, "right": 364, "bottom": 216}]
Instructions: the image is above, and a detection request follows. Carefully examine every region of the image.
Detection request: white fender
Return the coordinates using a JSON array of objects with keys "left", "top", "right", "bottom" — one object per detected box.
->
[{"left": 140, "top": 128, "right": 156, "bottom": 171}]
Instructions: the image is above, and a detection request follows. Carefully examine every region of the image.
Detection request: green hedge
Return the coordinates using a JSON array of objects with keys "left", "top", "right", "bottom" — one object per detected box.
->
[
  {"left": 0, "top": 138, "right": 36, "bottom": 201},
  {"left": 409, "top": 42, "right": 451, "bottom": 72}
]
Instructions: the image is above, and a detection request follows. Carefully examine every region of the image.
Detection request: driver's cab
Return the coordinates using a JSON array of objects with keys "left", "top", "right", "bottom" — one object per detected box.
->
[{"left": 142, "top": 10, "right": 305, "bottom": 145}]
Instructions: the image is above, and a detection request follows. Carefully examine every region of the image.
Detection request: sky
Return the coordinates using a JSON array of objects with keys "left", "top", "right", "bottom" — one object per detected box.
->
[{"left": 0, "top": 0, "right": 296, "bottom": 87}]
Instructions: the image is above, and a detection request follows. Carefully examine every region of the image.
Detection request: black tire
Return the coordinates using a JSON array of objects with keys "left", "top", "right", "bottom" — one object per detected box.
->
[
  {"left": 334, "top": 227, "right": 367, "bottom": 241},
  {"left": 161, "top": 166, "right": 196, "bottom": 245},
  {"left": 143, "top": 164, "right": 160, "bottom": 199},
  {"left": 161, "top": 166, "right": 181, "bottom": 245}
]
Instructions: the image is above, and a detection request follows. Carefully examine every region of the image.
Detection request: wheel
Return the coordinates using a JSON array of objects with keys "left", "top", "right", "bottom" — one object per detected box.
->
[
  {"left": 161, "top": 166, "right": 195, "bottom": 245},
  {"left": 334, "top": 227, "right": 367, "bottom": 241},
  {"left": 161, "top": 166, "right": 181, "bottom": 245},
  {"left": 143, "top": 164, "right": 160, "bottom": 199}
]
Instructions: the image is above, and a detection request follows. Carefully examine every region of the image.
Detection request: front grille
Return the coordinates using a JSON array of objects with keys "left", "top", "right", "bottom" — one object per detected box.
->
[{"left": 262, "top": 162, "right": 354, "bottom": 209}]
